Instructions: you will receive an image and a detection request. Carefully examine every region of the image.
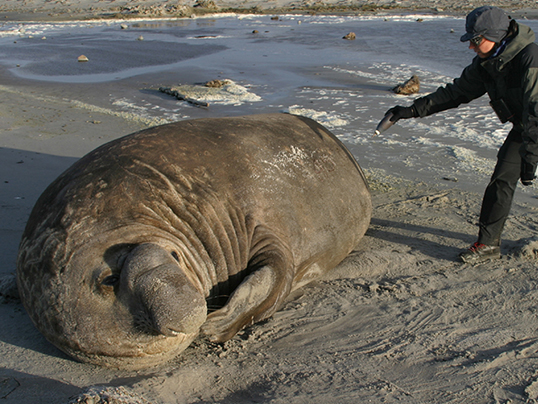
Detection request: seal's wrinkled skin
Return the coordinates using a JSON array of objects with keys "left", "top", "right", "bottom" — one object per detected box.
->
[{"left": 16, "top": 113, "right": 371, "bottom": 370}]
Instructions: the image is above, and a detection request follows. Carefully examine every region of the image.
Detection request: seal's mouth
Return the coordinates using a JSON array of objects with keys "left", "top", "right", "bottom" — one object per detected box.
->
[
  {"left": 132, "top": 303, "right": 201, "bottom": 338},
  {"left": 63, "top": 328, "right": 200, "bottom": 370}
]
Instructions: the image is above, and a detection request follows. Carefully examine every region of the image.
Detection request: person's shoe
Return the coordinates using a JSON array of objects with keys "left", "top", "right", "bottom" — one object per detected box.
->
[{"left": 459, "top": 242, "right": 501, "bottom": 264}]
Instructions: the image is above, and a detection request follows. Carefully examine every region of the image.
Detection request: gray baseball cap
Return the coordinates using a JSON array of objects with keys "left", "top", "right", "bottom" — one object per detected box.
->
[{"left": 460, "top": 6, "right": 511, "bottom": 43}]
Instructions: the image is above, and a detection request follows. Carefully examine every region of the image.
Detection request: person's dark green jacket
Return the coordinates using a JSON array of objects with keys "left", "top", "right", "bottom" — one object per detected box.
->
[{"left": 413, "top": 22, "right": 538, "bottom": 166}]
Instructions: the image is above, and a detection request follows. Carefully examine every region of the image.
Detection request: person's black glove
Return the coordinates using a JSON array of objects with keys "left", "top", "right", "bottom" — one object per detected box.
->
[
  {"left": 386, "top": 105, "right": 418, "bottom": 122},
  {"left": 521, "top": 160, "right": 537, "bottom": 186}
]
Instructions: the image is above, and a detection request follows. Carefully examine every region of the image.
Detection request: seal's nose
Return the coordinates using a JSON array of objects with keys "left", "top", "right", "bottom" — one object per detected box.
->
[
  {"left": 138, "top": 272, "right": 207, "bottom": 336},
  {"left": 119, "top": 243, "right": 207, "bottom": 336}
]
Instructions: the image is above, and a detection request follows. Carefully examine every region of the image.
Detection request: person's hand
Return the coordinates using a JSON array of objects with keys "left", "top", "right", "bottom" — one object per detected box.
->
[
  {"left": 521, "top": 160, "right": 537, "bottom": 186},
  {"left": 386, "top": 105, "right": 417, "bottom": 122}
]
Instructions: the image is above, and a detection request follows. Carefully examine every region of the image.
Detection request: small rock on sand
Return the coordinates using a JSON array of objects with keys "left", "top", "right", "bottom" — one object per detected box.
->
[{"left": 392, "top": 74, "right": 420, "bottom": 95}]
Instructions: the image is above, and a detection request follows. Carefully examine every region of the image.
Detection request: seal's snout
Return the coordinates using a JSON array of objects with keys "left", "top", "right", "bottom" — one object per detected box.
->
[
  {"left": 120, "top": 243, "right": 207, "bottom": 337},
  {"left": 140, "top": 279, "right": 207, "bottom": 336}
]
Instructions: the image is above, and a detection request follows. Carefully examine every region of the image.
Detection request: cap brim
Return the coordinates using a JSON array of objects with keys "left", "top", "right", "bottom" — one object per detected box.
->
[{"left": 460, "top": 32, "right": 478, "bottom": 42}]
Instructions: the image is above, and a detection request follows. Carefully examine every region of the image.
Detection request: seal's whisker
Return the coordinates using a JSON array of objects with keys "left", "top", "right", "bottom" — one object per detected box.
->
[{"left": 132, "top": 307, "right": 159, "bottom": 335}]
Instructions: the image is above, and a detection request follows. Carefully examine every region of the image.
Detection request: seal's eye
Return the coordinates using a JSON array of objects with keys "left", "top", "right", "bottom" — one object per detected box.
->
[
  {"left": 101, "top": 274, "right": 120, "bottom": 287},
  {"left": 97, "top": 271, "right": 120, "bottom": 294},
  {"left": 171, "top": 251, "right": 180, "bottom": 262}
]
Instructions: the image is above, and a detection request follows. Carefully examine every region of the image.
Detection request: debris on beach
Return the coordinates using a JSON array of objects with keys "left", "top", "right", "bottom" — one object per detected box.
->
[
  {"left": 77, "top": 55, "right": 89, "bottom": 62},
  {"left": 117, "top": 3, "right": 191, "bottom": 17},
  {"left": 193, "top": 0, "right": 218, "bottom": 9},
  {"left": 392, "top": 74, "right": 420, "bottom": 95},
  {"left": 205, "top": 79, "right": 225, "bottom": 88},
  {"left": 343, "top": 32, "right": 356, "bottom": 40},
  {"left": 159, "top": 79, "right": 262, "bottom": 107},
  {"left": 159, "top": 87, "right": 209, "bottom": 107},
  {"left": 68, "top": 385, "right": 150, "bottom": 404}
]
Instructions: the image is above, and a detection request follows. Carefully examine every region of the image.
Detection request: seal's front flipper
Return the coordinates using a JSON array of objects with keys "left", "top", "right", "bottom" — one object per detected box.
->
[{"left": 201, "top": 266, "right": 282, "bottom": 342}]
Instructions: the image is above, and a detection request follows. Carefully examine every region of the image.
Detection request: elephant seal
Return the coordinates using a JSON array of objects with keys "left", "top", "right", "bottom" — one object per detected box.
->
[{"left": 16, "top": 113, "right": 371, "bottom": 370}]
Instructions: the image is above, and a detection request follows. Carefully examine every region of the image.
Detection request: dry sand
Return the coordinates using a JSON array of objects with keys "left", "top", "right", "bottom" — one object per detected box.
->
[{"left": 1, "top": 1, "right": 538, "bottom": 403}]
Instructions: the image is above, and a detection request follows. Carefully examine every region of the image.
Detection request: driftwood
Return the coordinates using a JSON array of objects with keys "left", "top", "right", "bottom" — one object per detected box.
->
[{"left": 159, "top": 87, "right": 209, "bottom": 107}]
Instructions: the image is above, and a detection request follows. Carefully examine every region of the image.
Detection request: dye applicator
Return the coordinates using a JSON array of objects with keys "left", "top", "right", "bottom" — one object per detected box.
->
[{"left": 374, "top": 112, "right": 395, "bottom": 136}]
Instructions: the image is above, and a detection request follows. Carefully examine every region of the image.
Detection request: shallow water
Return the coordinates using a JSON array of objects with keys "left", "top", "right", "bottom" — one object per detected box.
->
[{"left": 1, "top": 13, "right": 537, "bottom": 203}]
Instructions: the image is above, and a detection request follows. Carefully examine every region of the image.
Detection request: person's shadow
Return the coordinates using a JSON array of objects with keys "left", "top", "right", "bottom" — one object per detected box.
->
[{"left": 366, "top": 217, "right": 473, "bottom": 261}]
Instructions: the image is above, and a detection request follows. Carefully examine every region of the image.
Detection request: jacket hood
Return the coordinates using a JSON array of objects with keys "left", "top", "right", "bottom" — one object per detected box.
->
[{"left": 481, "top": 23, "right": 536, "bottom": 72}]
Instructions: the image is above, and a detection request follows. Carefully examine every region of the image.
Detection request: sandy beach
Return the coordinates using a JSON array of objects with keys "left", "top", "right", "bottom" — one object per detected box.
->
[
  {"left": 1, "top": 1, "right": 538, "bottom": 403},
  {"left": 3, "top": 0, "right": 538, "bottom": 21}
]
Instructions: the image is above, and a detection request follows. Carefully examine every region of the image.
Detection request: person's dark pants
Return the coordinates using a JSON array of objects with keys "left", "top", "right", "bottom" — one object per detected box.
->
[{"left": 477, "top": 129, "right": 522, "bottom": 246}]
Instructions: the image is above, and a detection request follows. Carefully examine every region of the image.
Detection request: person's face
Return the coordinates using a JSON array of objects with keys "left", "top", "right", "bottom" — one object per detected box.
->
[{"left": 468, "top": 35, "right": 496, "bottom": 59}]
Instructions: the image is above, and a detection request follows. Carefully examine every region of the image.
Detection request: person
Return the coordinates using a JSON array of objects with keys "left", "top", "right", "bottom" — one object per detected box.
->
[{"left": 385, "top": 5, "right": 538, "bottom": 265}]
